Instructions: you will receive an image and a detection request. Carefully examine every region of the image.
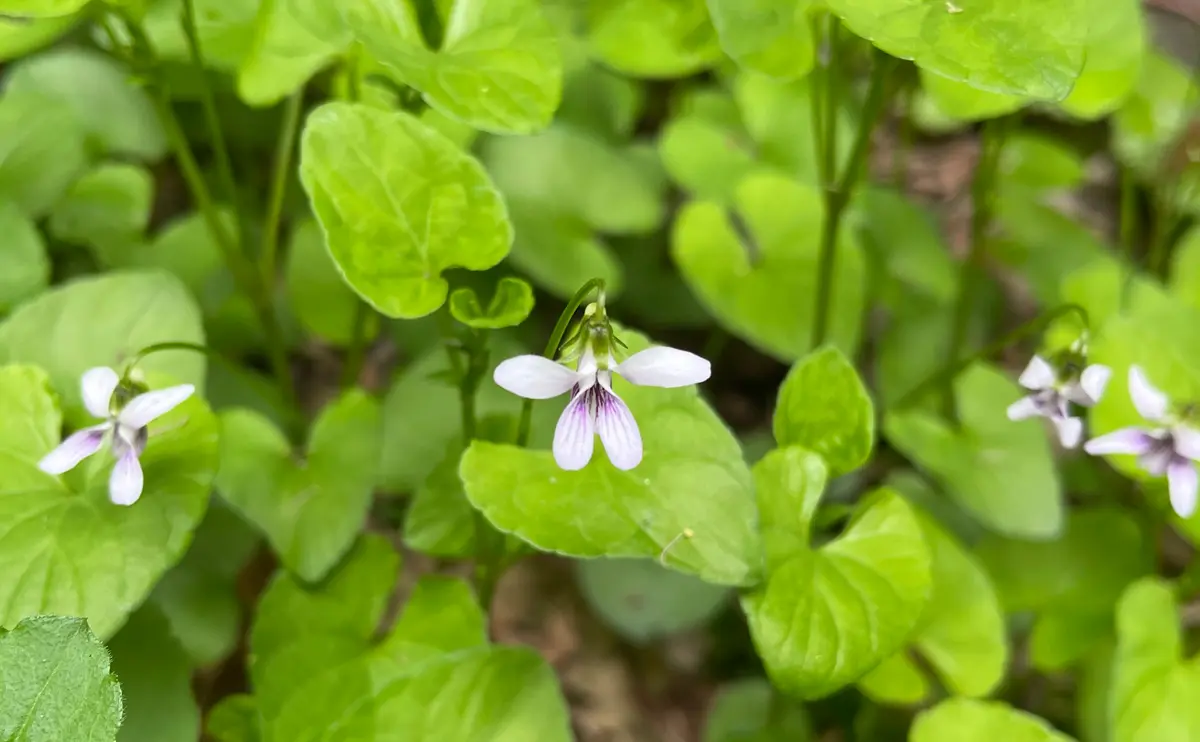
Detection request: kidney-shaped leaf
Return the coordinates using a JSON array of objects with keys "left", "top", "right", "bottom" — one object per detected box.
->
[
  {"left": 461, "top": 329, "right": 761, "bottom": 587},
  {"left": 343, "top": 0, "right": 562, "bottom": 133},
  {"left": 216, "top": 390, "right": 382, "bottom": 582},
  {"left": 706, "top": 0, "right": 815, "bottom": 79},
  {"left": 299, "top": 101, "right": 512, "bottom": 319},
  {"left": 0, "top": 364, "right": 217, "bottom": 638},
  {"left": 585, "top": 0, "right": 722, "bottom": 79},
  {"left": 824, "top": 0, "right": 1088, "bottom": 100},
  {"left": 0, "top": 615, "right": 122, "bottom": 742},
  {"left": 773, "top": 346, "right": 874, "bottom": 477},
  {"left": 449, "top": 277, "right": 535, "bottom": 329},
  {"left": 911, "top": 698, "right": 1076, "bottom": 741},
  {"left": 742, "top": 447, "right": 932, "bottom": 698}
]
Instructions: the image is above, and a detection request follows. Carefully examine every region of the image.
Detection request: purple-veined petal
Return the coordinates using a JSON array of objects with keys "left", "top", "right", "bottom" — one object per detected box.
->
[
  {"left": 1051, "top": 416, "right": 1084, "bottom": 449},
  {"left": 37, "top": 424, "right": 109, "bottom": 475},
  {"left": 1168, "top": 458, "right": 1199, "bottom": 518},
  {"left": 614, "top": 346, "right": 711, "bottom": 388},
  {"left": 493, "top": 355, "right": 583, "bottom": 400},
  {"left": 1084, "top": 427, "right": 1156, "bottom": 456},
  {"left": 1078, "top": 365, "right": 1111, "bottom": 406},
  {"left": 1006, "top": 396, "right": 1040, "bottom": 421},
  {"left": 117, "top": 384, "right": 195, "bottom": 429},
  {"left": 1018, "top": 356, "right": 1056, "bottom": 391},
  {"left": 1174, "top": 425, "right": 1200, "bottom": 461},
  {"left": 595, "top": 385, "right": 642, "bottom": 470},
  {"left": 1129, "top": 366, "right": 1169, "bottom": 422},
  {"left": 109, "top": 449, "right": 144, "bottom": 506},
  {"left": 552, "top": 389, "right": 595, "bottom": 471},
  {"left": 1140, "top": 446, "right": 1175, "bottom": 477},
  {"left": 81, "top": 367, "right": 119, "bottom": 419}
]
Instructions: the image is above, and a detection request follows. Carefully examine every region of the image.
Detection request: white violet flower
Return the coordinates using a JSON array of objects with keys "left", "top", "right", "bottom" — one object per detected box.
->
[
  {"left": 1084, "top": 366, "right": 1200, "bottom": 518},
  {"left": 494, "top": 344, "right": 711, "bottom": 471},
  {"left": 1006, "top": 354, "right": 1111, "bottom": 448},
  {"left": 38, "top": 366, "right": 194, "bottom": 506}
]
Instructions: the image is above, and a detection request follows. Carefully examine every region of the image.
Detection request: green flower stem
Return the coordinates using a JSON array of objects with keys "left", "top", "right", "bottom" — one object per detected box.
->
[
  {"left": 340, "top": 301, "right": 372, "bottom": 389},
  {"left": 811, "top": 48, "right": 895, "bottom": 348},
  {"left": 260, "top": 89, "right": 304, "bottom": 289},
  {"left": 942, "top": 117, "right": 1007, "bottom": 421},
  {"left": 1119, "top": 164, "right": 1139, "bottom": 308},
  {"left": 515, "top": 278, "right": 606, "bottom": 447},
  {"left": 894, "top": 303, "right": 1090, "bottom": 411},
  {"left": 122, "top": 14, "right": 295, "bottom": 403}
]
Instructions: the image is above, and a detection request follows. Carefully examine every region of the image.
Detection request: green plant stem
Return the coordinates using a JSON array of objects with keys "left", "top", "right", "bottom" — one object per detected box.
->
[
  {"left": 340, "top": 301, "right": 371, "bottom": 389},
  {"left": 180, "top": 0, "right": 242, "bottom": 232},
  {"left": 895, "top": 303, "right": 1090, "bottom": 411},
  {"left": 820, "top": 15, "right": 839, "bottom": 191},
  {"left": 123, "top": 15, "right": 295, "bottom": 403},
  {"left": 515, "top": 278, "right": 606, "bottom": 446},
  {"left": 1149, "top": 186, "right": 1179, "bottom": 279},
  {"left": 261, "top": 89, "right": 304, "bottom": 287},
  {"left": 942, "top": 118, "right": 1006, "bottom": 421},
  {"left": 811, "top": 49, "right": 894, "bottom": 348},
  {"left": 1119, "top": 165, "right": 1139, "bottom": 308}
]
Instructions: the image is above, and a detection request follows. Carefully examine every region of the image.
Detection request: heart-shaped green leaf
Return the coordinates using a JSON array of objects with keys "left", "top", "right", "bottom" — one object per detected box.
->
[
  {"left": 449, "top": 277, "right": 535, "bottom": 329},
  {"left": 1111, "top": 579, "right": 1200, "bottom": 742},
  {"left": 0, "top": 0, "right": 87, "bottom": 16},
  {"left": 576, "top": 558, "right": 731, "bottom": 643},
  {"left": 0, "top": 364, "right": 217, "bottom": 638},
  {"left": 299, "top": 101, "right": 512, "bottom": 319},
  {"left": 0, "top": 202, "right": 48, "bottom": 313},
  {"left": 706, "top": 0, "right": 815, "bottom": 79},
  {"left": 0, "top": 90, "right": 87, "bottom": 218},
  {"left": 741, "top": 447, "right": 932, "bottom": 698},
  {"left": 672, "top": 172, "right": 866, "bottom": 361},
  {"left": 884, "top": 364, "right": 1063, "bottom": 539},
  {"left": 107, "top": 606, "right": 199, "bottom": 742},
  {"left": 824, "top": 0, "right": 1088, "bottom": 100},
  {"left": 704, "top": 678, "right": 814, "bottom": 742},
  {"left": 48, "top": 163, "right": 153, "bottom": 253},
  {"left": 773, "top": 346, "right": 874, "bottom": 477},
  {"left": 343, "top": 0, "right": 562, "bottom": 133},
  {"left": 217, "top": 390, "right": 381, "bottom": 583},
  {"left": 283, "top": 218, "right": 367, "bottom": 346},
  {"left": 911, "top": 698, "right": 1076, "bottom": 741},
  {"left": 236, "top": 0, "right": 347, "bottom": 106},
  {"left": 0, "top": 14, "right": 74, "bottom": 63},
  {"left": 0, "top": 270, "right": 206, "bottom": 429},
  {"left": 0, "top": 615, "right": 122, "bottom": 741},
  {"left": 1057, "top": 0, "right": 1144, "bottom": 119},
  {"left": 460, "top": 328, "right": 761, "bottom": 586}
]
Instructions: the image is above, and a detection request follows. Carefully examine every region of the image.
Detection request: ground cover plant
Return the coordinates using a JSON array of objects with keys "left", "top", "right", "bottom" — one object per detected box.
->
[{"left": 0, "top": 0, "right": 1198, "bottom": 740}]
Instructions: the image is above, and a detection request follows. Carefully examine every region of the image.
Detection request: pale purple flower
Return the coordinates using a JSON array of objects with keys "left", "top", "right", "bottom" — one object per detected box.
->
[
  {"left": 38, "top": 366, "right": 194, "bottom": 506},
  {"left": 1007, "top": 355, "right": 1111, "bottom": 448},
  {"left": 494, "top": 345, "right": 711, "bottom": 471},
  {"left": 1084, "top": 366, "right": 1200, "bottom": 518}
]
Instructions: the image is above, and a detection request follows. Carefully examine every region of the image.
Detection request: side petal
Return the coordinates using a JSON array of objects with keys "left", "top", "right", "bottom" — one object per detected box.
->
[
  {"left": 1168, "top": 459, "right": 1199, "bottom": 518},
  {"left": 81, "top": 367, "right": 119, "bottom": 419},
  {"left": 117, "top": 384, "right": 195, "bottom": 429},
  {"left": 614, "top": 346, "right": 711, "bottom": 388},
  {"left": 1078, "top": 364, "right": 1111, "bottom": 406},
  {"left": 1017, "top": 356, "right": 1056, "bottom": 390},
  {"left": 109, "top": 450, "right": 144, "bottom": 506},
  {"left": 1051, "top": 416, "right": 1084, "bottom": 449},
  {"left": 596, "top": 387, "right": 643, "bottom": 471},
  {"left": 1174, "top": 425, "right": 1200, "bottom": 461},
  {"left": 1006, "top": 396, "right": 1040, "bottom": 421},
  {"left": 494, "top": 355, "right": 582, "bottom": 400},
  {"left": 1129, "top": 365, "right": 1169, "bottom": 422},
  {"left": 552, "top": 391, "right": 595, "bottom": 471},
  {"left": 1084, "top": 427, "right": 1156, "bottom": 456},
  {"left": 37, "top": 424, "right": 109, "bottom": 475}
]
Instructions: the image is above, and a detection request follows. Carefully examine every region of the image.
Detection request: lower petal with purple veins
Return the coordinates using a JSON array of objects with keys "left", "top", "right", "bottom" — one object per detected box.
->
[
  {"left": 1084, "top": 427, "right": 1156, "bottom": 456},
  {"left": 38, "top": 424, "right": 109, "bottom": 475},
  {"left": 109, "top": 449, "right": 144, "bottom": 506},
  {"left": 595, "top": 386, "right": 642, "bottom": 471},
  {"left": 552, "top": 389, "right": 596, "bottom": 471},
  {"left": 1167, "top": 458, "right": 1199, "bottom": 518}
]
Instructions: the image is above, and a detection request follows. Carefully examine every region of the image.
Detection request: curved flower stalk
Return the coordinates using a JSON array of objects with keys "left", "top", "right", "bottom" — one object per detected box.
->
[
  {"left": 494, "top": 303, "right": 710, "bottom": 471},
  {"left": 38, "top": 367, "right": 194, "bottom": 506},
  {"left": 1007, "top": 354, "right": 1111, "bottom": 448},
  {"left": 1084, "top": 366, "right": 1200, "bottom": 518}
]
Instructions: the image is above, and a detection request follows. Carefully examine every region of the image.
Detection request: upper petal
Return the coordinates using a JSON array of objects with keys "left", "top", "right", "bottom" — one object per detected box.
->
[
  {"left": 552, "top": 390, "right": 595, "bottom": 471},
  {"left": 1129, "top": 365, "right": 1169, "bottom": 422},
  {"left": 37, "top": 424, "right": 109, "bottom": 475},
  {"left": 109, "top": 449, "right": 144, "bottom": 506},
  {"left": 595, "top": 387, "right": 643, "bottom": 471},
  {"left": 1168, "top": 458, "right": 1199, "bottom": 518},
  {"left": 117, "top": 384, "right": 195, "bottom": 429},
  {"left": 1084, "top": 427, "right": 1156, "bottom": 456},
  {"left": 494, "top": 355, "right": 583, "bottom": 400},
  {"left": 1078, "top": 365, "right": 1111, "bottom": 405},
  {"left": 614, "top": 346, "right": 711, "bottom": 388},
  {"left": 81, "top": 367, "right": 119, "bottom": 419},
  {"left": 1017, "top": 355, "right": 1056, "bottom": 391}
]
